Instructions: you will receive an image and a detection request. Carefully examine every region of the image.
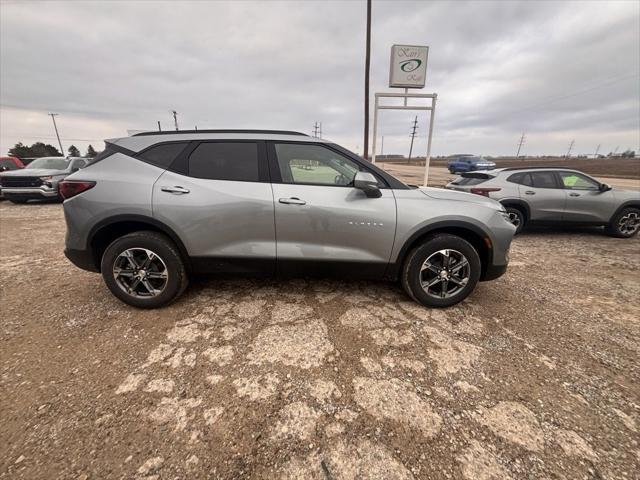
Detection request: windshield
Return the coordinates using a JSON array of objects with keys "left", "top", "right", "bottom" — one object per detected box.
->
[{"left": 26, "top": 157, "right": 70, "bottom": 170}]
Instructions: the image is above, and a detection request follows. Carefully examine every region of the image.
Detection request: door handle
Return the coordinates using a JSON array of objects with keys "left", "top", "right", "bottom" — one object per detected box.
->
[
  {"left": 524, "top": 191, "right": 536, "bottom": 195},
  {"left": 279, "top": 197, "right": 306, "bottom": 205},
  {"left": 161, "top": 186, "right": 190, "bottom": 194},
  {"left": 569, "top": 192, "right": 580, "bottom": 197}
]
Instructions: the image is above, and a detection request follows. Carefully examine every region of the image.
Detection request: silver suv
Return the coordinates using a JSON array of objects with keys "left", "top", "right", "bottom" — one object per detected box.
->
[
  {"left": 61, "top": 130, "right": 515, "bottom": 309},
  {"left": 446, "top": 167, "right": 640, "bottom": 237}
]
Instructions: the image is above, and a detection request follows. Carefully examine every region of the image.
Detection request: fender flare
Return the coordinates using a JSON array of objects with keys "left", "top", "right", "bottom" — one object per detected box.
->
[
  {"left": 393, "top": 219, "right": 494, "bottom": 275},
  {"left": 498, "top": 198, "right": 531, "bottom": 221},
  {"left": 88, "top": 214, "right": 191, "bottom": 271},
  {"left": 608, "top": 200, "right": 640, "bottom": 223}
]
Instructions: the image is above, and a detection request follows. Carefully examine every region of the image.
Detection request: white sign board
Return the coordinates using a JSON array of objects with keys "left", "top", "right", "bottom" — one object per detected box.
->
[{"left": 389, "top": 44, "right": 428, "bottom": 88}]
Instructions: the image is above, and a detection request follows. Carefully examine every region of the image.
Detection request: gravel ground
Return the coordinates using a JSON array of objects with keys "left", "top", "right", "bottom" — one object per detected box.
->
[{"left": 1, "top": 201, "right": 639, "bottom": 480}]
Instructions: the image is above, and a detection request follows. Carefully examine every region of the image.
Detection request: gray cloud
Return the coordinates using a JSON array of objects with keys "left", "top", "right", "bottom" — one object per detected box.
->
[{"left": 1, "top": 0, "right": 638, "bottom": 157}]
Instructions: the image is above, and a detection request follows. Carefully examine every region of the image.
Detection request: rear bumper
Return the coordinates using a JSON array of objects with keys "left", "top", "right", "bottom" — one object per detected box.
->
[
  {"left": 64, "top": 248, "right": 99, "bottom": 272},
  {"left": 2, "top": 187, "right": 59, "bottom": 198}
]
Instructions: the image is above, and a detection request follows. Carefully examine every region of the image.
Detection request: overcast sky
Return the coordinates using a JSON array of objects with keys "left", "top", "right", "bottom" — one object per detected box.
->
[{"left": 1, "top": 0, "right": 638, "bottom": 157}]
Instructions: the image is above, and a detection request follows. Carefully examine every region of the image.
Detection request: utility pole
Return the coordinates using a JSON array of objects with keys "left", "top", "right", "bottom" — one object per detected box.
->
[
  {"left": 313, "top": 121, "right": 320, "bottom": 138},
  {"left": 408, "top": 115, "right": 418, "bottom": 164},
  {"left": 565, "top": 139, "right": 575, "bottom": 159},
  {"left": 363, "top": 0, "right": 372, "bottom": 160},
  {"left": 157, "top": 121, "right": 162, "bottom": 132},
  {"left": 319, "top": 122, "right": 322, "bottom": 139},
  {"left": 172, "top": 110, "right": 179, "bottom": 131},
  {"left": 594, "top": 144, "right": 600, "bottom": 158},
  {"left": 48, "top": 113, "right": 64, "bottom": 156},
  {"left": 516, "top": 132, "right": 526, "bottom": 158}
]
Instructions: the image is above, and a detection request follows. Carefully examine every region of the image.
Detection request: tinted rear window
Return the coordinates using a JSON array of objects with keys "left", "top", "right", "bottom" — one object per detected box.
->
[
  {"left": 507, "top": 172, "right": 533, "bottom": 186},
  {"left": 530, "top": 171, "right": 557, "bottom": 188},
  {"left": 138, "top": 142, "right": 188, "bottom": 169},
  {"left": 188, "top": 142, "right": 259, "bottom": 182},
  {"left": 454, "top": 177, "right": 488, "bottom": 186}
]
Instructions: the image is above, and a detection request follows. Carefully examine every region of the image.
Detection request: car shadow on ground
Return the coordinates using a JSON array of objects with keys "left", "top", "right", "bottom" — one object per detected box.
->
[{"left": 520, "top": 225, "right": 611, "bottom": 237}]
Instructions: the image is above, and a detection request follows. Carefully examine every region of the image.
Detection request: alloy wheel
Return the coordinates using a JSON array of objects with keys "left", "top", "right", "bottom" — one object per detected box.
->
[
  {"left": 419, "top": 249, "right": 471, "bottom": 299},
  {"left": 507, "top": 211, "right": 521, "bottom": 228},
  {"left": 618, "top": 212, "right": 640, "bottom": 236},
  {"left": 113, "top": 248, "right": 169, "bottom": 298}
]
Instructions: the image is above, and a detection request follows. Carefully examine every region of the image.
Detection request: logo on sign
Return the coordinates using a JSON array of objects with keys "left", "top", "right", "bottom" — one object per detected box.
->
[{"left": 400, "top": 59, "right": 422, "bottom": 72}]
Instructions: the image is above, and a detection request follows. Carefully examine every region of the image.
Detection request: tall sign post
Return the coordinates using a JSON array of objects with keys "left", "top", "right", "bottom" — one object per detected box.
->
[{"left": 372, "top": 45, "right": 437, "bottom": 187}]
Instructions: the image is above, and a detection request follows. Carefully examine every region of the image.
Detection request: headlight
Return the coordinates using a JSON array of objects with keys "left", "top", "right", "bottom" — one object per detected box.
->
[{"left": 40, "top": 176, "right": 54, "bottom": 187}]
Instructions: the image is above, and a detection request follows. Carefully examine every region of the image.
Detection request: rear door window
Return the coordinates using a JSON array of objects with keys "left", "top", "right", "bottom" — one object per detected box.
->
[
  {"left": 188, "top": 142, "right": 259, "bottom": 182},
  {"left": 138, "top": 142, "right": 189, "bottom": 169},
  {"left": 530, "top": 171, "right": 558, "bottom": 188}
]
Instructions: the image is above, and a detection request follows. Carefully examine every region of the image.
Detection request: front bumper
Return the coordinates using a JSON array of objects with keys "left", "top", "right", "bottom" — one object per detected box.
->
[
  {"left": 1, "top": 186, "right": 59, "bottom": 198},
  {"left": 481, "top": 263, "right": 508, "bottom": 281},
  {"left": 64, "top": 248, "right": 99, "bottom": 272}
]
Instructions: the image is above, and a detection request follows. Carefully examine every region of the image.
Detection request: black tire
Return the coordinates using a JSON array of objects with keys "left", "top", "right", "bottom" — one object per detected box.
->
[
  {"left": 448, "top": 168, "right": 456, "bottom": 174},
  {"left": 101, "top": 231, "right": 188, "bottom": 308},
  {"left": 605, "top": 207, "right": 640, "bottom": 238},
  {"left": 504, "top": 206, "right": 525, "bottom": 234},
  {"left": 401, "top": 234, "right": 482, "bottom": 308}
]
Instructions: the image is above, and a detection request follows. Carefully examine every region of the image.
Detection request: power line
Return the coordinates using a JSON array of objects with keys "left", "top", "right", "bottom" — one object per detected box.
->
[
  {"left": 408, "top": 115, "right": 418, "bottom": 164},
  {"left": 503, "top": 73, "right": 638, "bottom": 117},
  {"left": 565, "top": 139, "right": 575, "bottom": 159},
  {"left": 172, "top": 110, "right": 179, "bottom": 131},
  {"left": 48, "top": 113, "right": 64, "bottom": 155},
  {"left": 516, "top": 132, "right": 526, "bottom": 158}
]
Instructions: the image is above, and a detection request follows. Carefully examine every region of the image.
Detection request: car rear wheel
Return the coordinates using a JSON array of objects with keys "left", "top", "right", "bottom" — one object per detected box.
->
[
  {"left": 505, "top": 206, "right": 525, "bottom": 234},
  {"left": 401, "top": 234, "right": 481, "bottom": 308},
  {"left": 101, "top": 231, "right": 188, "bottom": 308},
  {"left": 606, "top": 207, "right": 640, "bottom": 238}
]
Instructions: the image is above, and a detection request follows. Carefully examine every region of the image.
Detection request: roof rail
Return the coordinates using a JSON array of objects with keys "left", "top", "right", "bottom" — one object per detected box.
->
[
  {"left": 132, "top": 129, "right": 309, "bottom": 137},
  {"left": 501, "top": 165, "right": 572, "bottom": 171}
]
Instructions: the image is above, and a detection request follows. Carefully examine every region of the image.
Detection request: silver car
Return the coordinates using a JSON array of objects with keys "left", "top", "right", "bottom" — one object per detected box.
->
[
  {"left": 445, "top": 167, "right": 640, "bottom": 237},
  {"left": 0, "top": 156, "right": 88, "bottom": 203},
  {"left": 61, "top": 130, "right": 515, "bottom": 309}
]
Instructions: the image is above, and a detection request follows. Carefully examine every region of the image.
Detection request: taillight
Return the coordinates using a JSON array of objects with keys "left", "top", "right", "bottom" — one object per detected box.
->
[
  {"left": 470, "top": 187, "right": 501, "bottom": 197},
  {"left": 59, "top": 180, "right": 96, "bottom": 200}
]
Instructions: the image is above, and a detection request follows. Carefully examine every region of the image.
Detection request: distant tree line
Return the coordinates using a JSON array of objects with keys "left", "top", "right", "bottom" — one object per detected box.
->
[{"left": 8, "top": 142, "right": 100, "bottom": 159}]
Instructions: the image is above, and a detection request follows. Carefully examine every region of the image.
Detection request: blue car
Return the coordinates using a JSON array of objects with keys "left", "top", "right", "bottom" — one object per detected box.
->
[{"left": 447, "top": 154, "right": 496, "bottom": 173}]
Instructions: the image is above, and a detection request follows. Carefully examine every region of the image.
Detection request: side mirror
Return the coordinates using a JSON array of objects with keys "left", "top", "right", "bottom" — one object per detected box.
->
[
  {"left": 354, "top": 171, "right": 381, "bottom": 198},
  {"left": 599, "top": 183, "right": 611, "bottom": 192}
]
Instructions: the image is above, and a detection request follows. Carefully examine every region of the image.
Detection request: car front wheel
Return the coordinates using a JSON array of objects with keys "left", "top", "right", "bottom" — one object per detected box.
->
[
  {"left": 101, "top": 231, "right": 188, "bottom": 308},
  {"left": 606, "top": 207, "right": 640, "bottom": 238},
  {"left": 401, "top": 234, "right": 481, "bottom": 308}
]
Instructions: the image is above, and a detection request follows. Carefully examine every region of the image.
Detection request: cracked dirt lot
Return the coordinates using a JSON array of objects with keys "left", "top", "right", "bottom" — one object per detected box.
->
[{"left": 1, "top": 201, "right": 639, "bottom": 480}]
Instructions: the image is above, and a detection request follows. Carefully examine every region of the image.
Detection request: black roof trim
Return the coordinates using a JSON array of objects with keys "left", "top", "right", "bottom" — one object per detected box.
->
[
  {"left": 132, "top": 129, "right": 309, "bottom": 137},
  {"left": 501, "top": 166, "right": 573, "bottom": 172}
]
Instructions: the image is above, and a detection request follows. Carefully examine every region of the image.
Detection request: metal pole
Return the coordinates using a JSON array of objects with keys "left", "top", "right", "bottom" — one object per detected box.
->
[
  {"left": 371, "top": 94, "right": 378, "bottom": 164},
  {"left": 408, "top": 115, "right": 418, "bottom": 164},
  {"left": 172, "top": 110, "right": 179, "bottom": 131},
  {"left": 423, "top": 95, "right": 437, "bottom": 187},
  {"left": 157, "top": 121, "right": 162, "bottom": 132},
  {"left": 594, "top": 144, "right": 600, "bottom": 158},
  {"left": 48, "top": 113, "right": 64, "bottom": 155},
  {"left": 381, "top": 136, "right": 384, "bottom": 156},
  {"left": 363, "top": 0, "right": 371, "bottom": 160}
]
